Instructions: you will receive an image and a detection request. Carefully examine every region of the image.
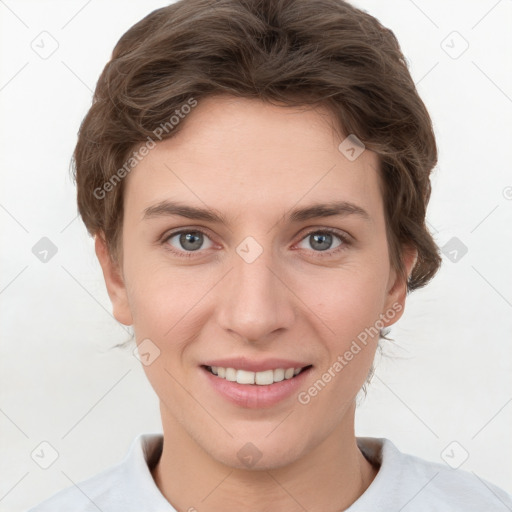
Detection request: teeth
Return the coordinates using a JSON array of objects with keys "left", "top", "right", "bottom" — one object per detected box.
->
[
  {"left": 255, "top": 370, "right": 273, "bottom": 385},
  {"left": 225, "top": 368, "right": 237, "bottom": 382},
  {"left": 237, "top": 369, "right": 255, "bottom": 384},
  {"left": 273, "top": 368, "right": 285, "bottom": 382},
  {"left": 207, "top": 366, "right": 306, "bottom": 385}
]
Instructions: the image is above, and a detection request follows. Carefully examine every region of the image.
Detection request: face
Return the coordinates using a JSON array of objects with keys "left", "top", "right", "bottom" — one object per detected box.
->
[{"left": 97, "top": 95, "right": 414, "bottom": 470}]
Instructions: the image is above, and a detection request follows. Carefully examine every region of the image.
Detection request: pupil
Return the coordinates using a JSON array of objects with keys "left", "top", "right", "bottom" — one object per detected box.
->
[
  {"left": 181, "top": 232, "right": 202, "bottom": 251},
  {"left": 311, "top": 233, "right": 331, "bottom": 251}
]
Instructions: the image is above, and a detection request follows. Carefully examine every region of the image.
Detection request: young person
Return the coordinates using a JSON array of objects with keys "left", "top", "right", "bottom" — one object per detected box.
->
[{"left": 29, "top": 0, "right": 512, "bottom": 510}]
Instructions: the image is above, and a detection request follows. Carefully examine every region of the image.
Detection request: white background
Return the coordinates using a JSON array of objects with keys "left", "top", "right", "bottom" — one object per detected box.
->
[{"left": 1, "top": 0, "right": 511, "bottom": 510}]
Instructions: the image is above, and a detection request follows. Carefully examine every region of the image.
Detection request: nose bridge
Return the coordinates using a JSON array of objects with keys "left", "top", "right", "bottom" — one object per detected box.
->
[{"left": 216, "top": 235, "right": 295, "bottom": 342}]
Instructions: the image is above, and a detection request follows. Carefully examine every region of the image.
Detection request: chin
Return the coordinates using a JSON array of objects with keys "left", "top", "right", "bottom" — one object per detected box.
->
[{"left": 215, "top": 445, "right": 302, "bottom": 472}]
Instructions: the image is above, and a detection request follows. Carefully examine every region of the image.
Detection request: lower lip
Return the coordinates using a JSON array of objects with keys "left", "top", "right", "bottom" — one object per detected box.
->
[{"left": 201, "top": 366, "right": 312, "bottom": 409}]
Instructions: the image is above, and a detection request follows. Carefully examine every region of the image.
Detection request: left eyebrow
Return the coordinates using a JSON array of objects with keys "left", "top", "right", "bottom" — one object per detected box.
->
[
  {"left": 142, "top": 199, "right": 371, "bottom": 224},
  {"left": 288, "top": 200, "right": 371, "bottom": 223}
]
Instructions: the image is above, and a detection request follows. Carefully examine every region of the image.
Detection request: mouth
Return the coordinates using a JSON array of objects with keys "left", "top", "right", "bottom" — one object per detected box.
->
[
  {"left": 201, "top": 364, "right": 313, "bottom": 386},
  {"left": 200, "top": 362, "right": 314, "bottom": 408}
]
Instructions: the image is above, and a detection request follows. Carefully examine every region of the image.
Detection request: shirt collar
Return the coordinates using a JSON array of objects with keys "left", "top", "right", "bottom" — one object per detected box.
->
[{"left": 119, "top": 432, "right": 176, "bottom": 511}]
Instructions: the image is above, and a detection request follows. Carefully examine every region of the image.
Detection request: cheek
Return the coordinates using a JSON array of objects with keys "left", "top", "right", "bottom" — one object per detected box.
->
[
  {"left": 125, "top": 263, "right": 203, "bottom": 397},
  {"left": 127, "top": 267, "right": 195, "bottom": 335},
  {"left": 124, "top": 250, "right": 215, "bottom": 367},
  {"left": 297, "top": 271, "right": 388, "bottom": 410},
  {"left": 305, "top": 262, "right": 390, "bottom": 337}
]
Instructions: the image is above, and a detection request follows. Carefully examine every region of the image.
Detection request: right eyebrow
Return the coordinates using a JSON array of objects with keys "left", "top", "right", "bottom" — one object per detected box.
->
[{"left": 142, "top": 200, "right": 227, "bottom": 223}]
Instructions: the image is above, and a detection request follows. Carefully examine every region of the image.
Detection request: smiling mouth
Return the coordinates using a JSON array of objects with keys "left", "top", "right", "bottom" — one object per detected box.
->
[{"left": 202, "top": 365, "right": 313, "bottom": 386}]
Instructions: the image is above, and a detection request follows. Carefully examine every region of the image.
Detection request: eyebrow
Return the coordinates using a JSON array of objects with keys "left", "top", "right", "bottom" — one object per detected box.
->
[{"left": 142, "top": 200, "right": 371, "bottom": 224}]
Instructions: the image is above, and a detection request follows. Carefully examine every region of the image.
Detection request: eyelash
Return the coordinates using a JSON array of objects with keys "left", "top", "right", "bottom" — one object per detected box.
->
[{"left": 161, "top": 227, "right": 351, "bottom": 259}]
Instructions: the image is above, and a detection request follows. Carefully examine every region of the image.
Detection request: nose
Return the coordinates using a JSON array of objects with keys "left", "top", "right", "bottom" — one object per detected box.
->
[{"left": 215, "top": 242, "right": 296, "bottom": 344}]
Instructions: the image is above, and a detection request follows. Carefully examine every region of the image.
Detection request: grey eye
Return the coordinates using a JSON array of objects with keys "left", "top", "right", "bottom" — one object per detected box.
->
[
  {"left": 167, "top": 231, "right": 213, "bottom": 252},
  {"left": 297, "top": 232, "right": 343, "bottom": 252}
]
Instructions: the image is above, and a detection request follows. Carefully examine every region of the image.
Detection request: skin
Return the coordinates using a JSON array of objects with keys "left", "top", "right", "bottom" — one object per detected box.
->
[{"left": 96, "top": 95, "right": 417, "bottom": 512}]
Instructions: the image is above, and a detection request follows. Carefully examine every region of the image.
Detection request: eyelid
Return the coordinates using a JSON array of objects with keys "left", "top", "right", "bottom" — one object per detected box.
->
[
  {"left": 161, "top": 225, "right": 216, "bottom": 243},
  {"left": 298, "top": 226, "right": 353, "bottom": 244}
]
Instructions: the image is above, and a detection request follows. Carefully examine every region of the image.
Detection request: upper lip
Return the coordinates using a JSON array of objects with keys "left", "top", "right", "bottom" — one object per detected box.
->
[{"left": 201, "top": 357, "right": 312, "bottom": 373}]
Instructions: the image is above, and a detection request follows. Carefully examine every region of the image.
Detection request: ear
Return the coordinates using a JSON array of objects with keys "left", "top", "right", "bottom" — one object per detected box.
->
[
  {"left": 94, "top": 233, "right": 133, "bottom": 326},
  {"left": 382, "top": 245, "right": 417, "bottom": 327}
]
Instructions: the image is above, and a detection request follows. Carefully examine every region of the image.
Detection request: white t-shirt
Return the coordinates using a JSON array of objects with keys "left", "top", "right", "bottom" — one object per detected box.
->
[{"left": 27, "top": 432, "right": 512, "bottom": 511}]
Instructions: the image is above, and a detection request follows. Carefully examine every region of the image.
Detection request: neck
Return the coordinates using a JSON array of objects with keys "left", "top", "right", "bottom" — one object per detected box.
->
[{"left": 151, "top": 402, "right": 378, "bottom": 512}]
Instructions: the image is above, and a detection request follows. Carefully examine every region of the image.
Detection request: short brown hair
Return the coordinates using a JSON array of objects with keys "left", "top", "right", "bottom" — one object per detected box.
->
[{"left": 73, "top": 0, "right": 441, "bottom": 291}]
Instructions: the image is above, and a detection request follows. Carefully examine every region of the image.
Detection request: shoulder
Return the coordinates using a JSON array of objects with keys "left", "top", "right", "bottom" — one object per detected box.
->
[
  {"left": 26, "top": 462, "right": 124, "bottom": 512},
  {"left": 354, "top": 437, "right": 512, "bottom": 511},
  {"left": 26, "top": 432, "right": 172, "bottom": 512}
]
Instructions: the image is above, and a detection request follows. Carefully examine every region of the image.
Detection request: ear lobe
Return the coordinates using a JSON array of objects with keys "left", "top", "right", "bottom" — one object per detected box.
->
[
  {"left": 383, "top": 245, "right": 418, "bottom": 327},
  {"left": 94, "top": 234, "right": 133, "bottom": 326}
]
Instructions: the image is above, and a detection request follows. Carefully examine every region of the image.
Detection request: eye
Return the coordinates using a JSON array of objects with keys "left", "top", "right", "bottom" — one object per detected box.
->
[
  {"left": 296, "top": 228, "right": 349, "bottom": 255},
  {"left": 162, "top": 227, "right": 350, "bottom": 259},
  {"left": 163, "top": 229, "right": 214, "bottom": 257}
]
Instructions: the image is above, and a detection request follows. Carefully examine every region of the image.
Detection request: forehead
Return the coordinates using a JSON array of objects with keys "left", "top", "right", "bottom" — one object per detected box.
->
[{"left": 123, "top": 95, "right": 383, "bottom": 224}]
